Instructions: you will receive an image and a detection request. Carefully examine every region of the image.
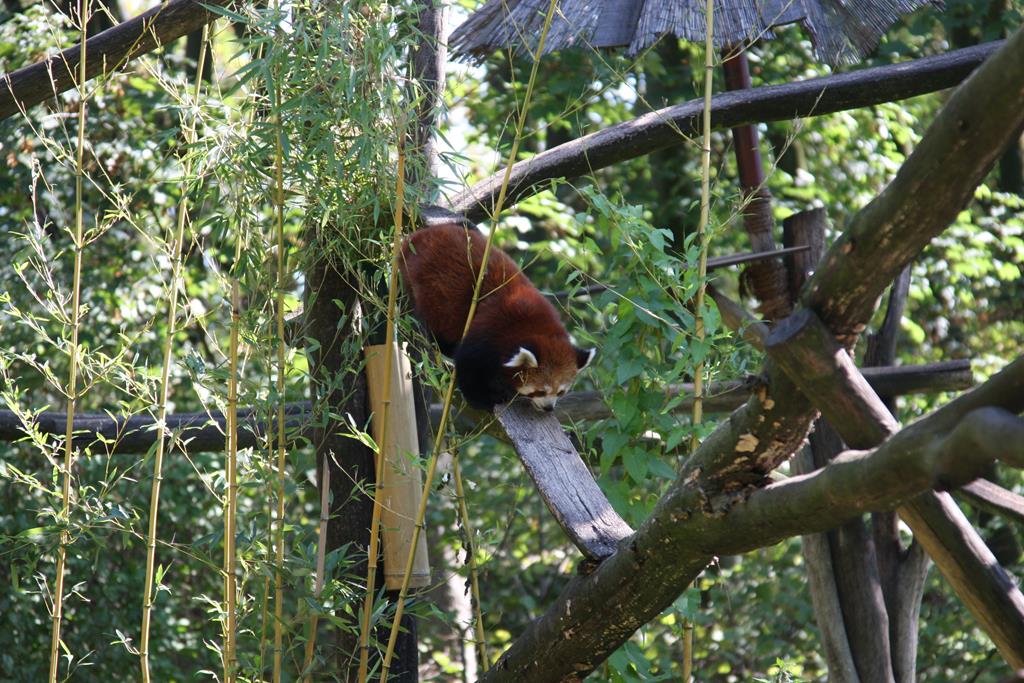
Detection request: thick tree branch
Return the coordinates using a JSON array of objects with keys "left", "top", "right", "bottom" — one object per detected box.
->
[
  {"left": 447, "top": 42, "right": 1003, "bottom": 221},
  {"left": 481, "top": 362, "right": 1024, "bottom": 682},
  {"left": 766, "top": 308, "right": 1024, "bottom": 667},
  {"left": 0, "top": 402, "right": 312, "bottom": 455},
  {"left": 959, "top": 479, "right": 1024, "bottom": 527},
  {"left": 0, "top": 0, "right": 230, "bottom": 121},
  {"left": 486, "top": 32, "right": 1024, "bottom": 678}
]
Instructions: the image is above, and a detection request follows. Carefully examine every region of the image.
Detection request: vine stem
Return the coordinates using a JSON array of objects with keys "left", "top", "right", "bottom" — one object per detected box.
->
[
  {"left": 684, "top": 0, "right": 716, "bottom": 679},
  {"left": 139, "top": 21, "right": 210, "bottom": 683},
  {"left": 356, "top": 127, "right": 408, "bottom": 683},
  {"left": 452, "top": 451, "right": 489, "bottom": 670},
  {"left": 378, "top": 1, "right": 560, "bottom": 680},
  {"left": 49, "top": 0, "right": 90, "bottom": 678}
]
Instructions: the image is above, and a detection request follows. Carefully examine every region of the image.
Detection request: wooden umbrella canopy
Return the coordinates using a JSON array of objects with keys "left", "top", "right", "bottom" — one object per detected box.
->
[{"left": 450, "top": 0, "right": 940, "bottom": 66}]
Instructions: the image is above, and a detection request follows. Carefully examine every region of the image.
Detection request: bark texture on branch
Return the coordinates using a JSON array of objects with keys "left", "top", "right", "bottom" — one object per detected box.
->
[
  {"left": 482, "top": 31, "right": 1024, "bottom": 680},
  {"left": 959, "top": 479, "right": 1024, "bottom": 527},
  {"left": 495, "top": 402, "right": 634, "bottom": 560},
  {"left": 0, "top": 0, "right": 230, "bottom": 121},
  {"left": 447, "top": 42, "right": 1003, "bottom": 221},
  {"left": 481, "top": 361, "right": 1024, "bottom": 682}
]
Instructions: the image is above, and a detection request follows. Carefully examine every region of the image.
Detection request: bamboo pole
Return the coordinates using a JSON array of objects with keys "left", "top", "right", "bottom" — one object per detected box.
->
[
  {"left": 301, "top": 460, "right": 331, "bottom": 682},
  {"left": 139, "top": 23, "right": 209, "bottom": 683},
  {"left": 224, "top": 227, "right": 241, "bottom": 681},
  {"left": 452, "top": 451, "right": 488, "bottom": 670},
  {"left": 683, "top": 0, "right": 715, "bottom": 679},
  {"left": 378, "top": 1, "right": 560, "bottom": 680},
  {"left": 48, "top": 0, "right": 90, "bottom": 678},
  {"left": 271, "top": 26, "right": 289, "bottom": 679}
]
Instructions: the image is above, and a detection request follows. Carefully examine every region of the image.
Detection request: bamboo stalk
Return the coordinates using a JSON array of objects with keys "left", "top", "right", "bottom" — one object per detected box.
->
[
  {"left": 301, "top": 460, "right": 331, "bottom": 682},
  {"left": 224, "top": 244, "right": 241, "bottom": 681},
  {"left": 682, "top": 1, "right": 715, "bottom": 680},
  {"left": 139, "top": 22, "right": 209, "bottom": 683},
  {"left": 378, "top": 1, "right": 561, "bottom": 679},
  {"left": 271, "top": 37, "right": 289, "bottom": 682},
  {"left": 48, "top": 0, "right": 90, "bottom": 678},
  {"left": 452, "top": 451, "right": 488, "bottom": 671},
  {"left": 357, "top": 128, "right": 408, "bottom": 683},
  {"left": 213, "top": 23, "right": 241, "bottom": 680}
]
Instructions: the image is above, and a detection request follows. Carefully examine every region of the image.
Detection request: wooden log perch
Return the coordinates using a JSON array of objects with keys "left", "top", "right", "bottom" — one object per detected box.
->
[
  {"left": 494, "top": 401, "right": 634, "bottom": 560},
  {"left": 0, "top": 0, "right": 231, "bottom": 121},
  {"left": 766, "top": 307, "right": 1024, "bottom": 668},
  {"left": 0, "top": 402, "right": 312, "bottom": 455},
  {"left": 0, "top": 361, "right": 973, "bottom": 455},
  {"left": 448, "top": 41, "right": 1003, "bottom": 221},
  {"left": 959, "top": 479, "right": 1024, "bottom": 528},
  {"left": 479, "top": 361, "right": 1024, "bottom": 682}
]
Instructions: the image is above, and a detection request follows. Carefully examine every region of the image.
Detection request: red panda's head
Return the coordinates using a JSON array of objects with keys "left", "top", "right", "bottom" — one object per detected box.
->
[{"left": 502, "top": 338, "right": 596, "bottom": 412}]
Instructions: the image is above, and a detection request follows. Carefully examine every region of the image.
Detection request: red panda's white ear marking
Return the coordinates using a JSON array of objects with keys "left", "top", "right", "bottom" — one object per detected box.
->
[
  {"left": 576, "top": 347, "right": 596, "bottom": 370},
  {"left": 504, "top": 347, "right": 538, "bottom": 369}
]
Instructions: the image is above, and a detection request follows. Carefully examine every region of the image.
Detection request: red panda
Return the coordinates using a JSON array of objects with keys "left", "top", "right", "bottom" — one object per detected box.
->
[{"left": 399, "top": 222, "right": 595, "bottom": 412}]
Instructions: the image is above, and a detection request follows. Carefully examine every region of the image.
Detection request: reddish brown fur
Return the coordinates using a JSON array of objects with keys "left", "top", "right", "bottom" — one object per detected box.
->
[{"left": 399, "top": 222, "right": 587, "bottom": 409}]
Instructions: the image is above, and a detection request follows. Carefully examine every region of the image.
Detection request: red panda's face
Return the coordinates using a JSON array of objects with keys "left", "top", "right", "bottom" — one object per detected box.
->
[{"left": 503, "top": 343, "right": 596, "bottom": 412}]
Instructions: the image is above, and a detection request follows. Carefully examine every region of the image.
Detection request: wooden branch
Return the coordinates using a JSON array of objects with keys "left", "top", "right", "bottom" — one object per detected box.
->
[
  {"left": 447, "top": 42, "right": 1003, "bottom": 221},
  {"left": 0, "top": 402, "right": 312, "bottom": 454},
  {"left": 766, "top": 307, "right": 1024, "bottom": 667},
  {"left": 0, "top": 0, "right": 231, "bottom": 121},
  {"left": 785, "top": 208, "right": 863, "bottom": 682},
  {"left": 794, "top": 445, "right": 861, "bottom": 683},
  {"left": 549, "top": 246, "right": 809, "bottom": 302},
  {"left": 865, "top": 263, "right": 923, "bottom": 683},
  {"left": 802, "top": 28, "right": 1024, "bottom": 343},
  {"left": 766, "top": 308, "right": 898, "bottom": 448},
  {"left": 431, "top": 361, "right": 972, "bottom": 428},
  {"left": 706, "top": 285, "right": 770, "bottom": 350},
  {"left": 897, "top": 491, "right": 1024, "bottom": 669},
  {"left": 480, "top": 361, "right": 1024, "bottom": 682},
  {"left": 484, "top": 32, "right": 1024, "bottom": 679},
  {"left": 495, "top": 401, "right": 633, "bottom": 560},
  {"left": 0, "top": 361, "right": 971, "bottom": 456},
  {"left": 959, "top": 479, "right": 1024, "bottom": 528}
]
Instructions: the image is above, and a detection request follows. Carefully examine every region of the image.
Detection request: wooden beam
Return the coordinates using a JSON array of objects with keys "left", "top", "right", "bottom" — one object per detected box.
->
[
  {"left": 0, "top": 361, "right": 974, "bottom": 454},
  {"left": 448, "top": 42, "right": 1003, "bottom": 221},
  {"left": 0, "top": 0, "right": 231, "bottom": 121},
  {"left": 495, "top": 401, "right": 633, "bottom": 560}
]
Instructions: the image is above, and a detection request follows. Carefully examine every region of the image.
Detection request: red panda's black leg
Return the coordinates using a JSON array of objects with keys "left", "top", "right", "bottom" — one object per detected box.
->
[{"left": 454, "top": 334, "right": 516, "bottom": 410}]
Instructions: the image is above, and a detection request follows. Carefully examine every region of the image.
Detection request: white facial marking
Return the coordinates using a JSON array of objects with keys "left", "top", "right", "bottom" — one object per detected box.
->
[
  {"left": 531, "top": 396, "right": 558, "bottom": 412},
  {"left": 504, "top": 347, "right": 538, "bottom": 369}
]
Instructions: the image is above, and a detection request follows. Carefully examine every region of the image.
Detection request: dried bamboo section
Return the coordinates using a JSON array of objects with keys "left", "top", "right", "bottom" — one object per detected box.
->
[{"left": 365, "top": 343, "right": 431, "bottom": 589}]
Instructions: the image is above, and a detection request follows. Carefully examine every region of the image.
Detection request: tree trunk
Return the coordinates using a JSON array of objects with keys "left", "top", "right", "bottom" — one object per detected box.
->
[{"left": 304, "top": 255, "right": 417, "bottom": 682}]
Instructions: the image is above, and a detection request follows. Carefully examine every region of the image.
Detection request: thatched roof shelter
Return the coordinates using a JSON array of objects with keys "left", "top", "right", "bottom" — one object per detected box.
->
[{"left": 450, "top": 0, "right": 940, "bottom": 66}]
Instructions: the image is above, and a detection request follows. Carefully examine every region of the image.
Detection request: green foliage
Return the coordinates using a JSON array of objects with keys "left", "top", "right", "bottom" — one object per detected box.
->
[{"left": 1, "top": 0, "right": 1022, "bottom": 681}]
